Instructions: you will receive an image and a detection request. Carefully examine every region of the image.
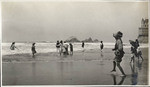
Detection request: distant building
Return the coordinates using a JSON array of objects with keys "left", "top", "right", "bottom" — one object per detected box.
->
[{"left": 138, "top": 18, "right": 149, "bottom": 43}]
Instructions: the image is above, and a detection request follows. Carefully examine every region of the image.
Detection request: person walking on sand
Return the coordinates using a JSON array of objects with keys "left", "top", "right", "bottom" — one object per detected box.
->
[
  {"left": 100, "top": 41, "right": 104, "bottom": 52},
  {"left": 31, "top": 43, "right": 37, "bottom": 57},
  {"left": 56, "top": 40, "right": 60, "bottom": 53},
  {"left": 111, "top": 31, "right": 126, "bottom": 76},
  {"left": 69, "top": 43, "right": 73, "bottom": 55},
  {"left": 10, "top": 42, "right": 18, "bottom": 50}
]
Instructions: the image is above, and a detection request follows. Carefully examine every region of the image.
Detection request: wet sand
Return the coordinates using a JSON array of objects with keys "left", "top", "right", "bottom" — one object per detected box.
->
[{"left": 2, "top": 48, "right": 148, "bottom": 85}]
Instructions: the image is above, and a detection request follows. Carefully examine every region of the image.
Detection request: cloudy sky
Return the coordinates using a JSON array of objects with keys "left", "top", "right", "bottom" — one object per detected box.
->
[{"left": 2, "top": 2, "right": 148, "bottom": 42}]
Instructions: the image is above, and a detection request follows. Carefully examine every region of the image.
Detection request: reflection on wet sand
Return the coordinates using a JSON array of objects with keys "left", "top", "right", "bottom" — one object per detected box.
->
[
  {"left": 111, "top": 74, "right": 126, "bottom": 85},
  {"left": 130, "top": 62, "right": 138, "bottom": 85},
  {"left": 2, "top": 48, "right": 148, "bottom": 85}
]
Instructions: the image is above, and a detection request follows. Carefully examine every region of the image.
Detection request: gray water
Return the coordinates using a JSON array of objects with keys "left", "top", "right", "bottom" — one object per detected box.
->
[{"left": 2, "top": 48, "right": 148, "bottom": 85}]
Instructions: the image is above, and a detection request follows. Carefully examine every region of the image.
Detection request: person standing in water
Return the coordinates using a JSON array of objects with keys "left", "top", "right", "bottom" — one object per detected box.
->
[
  {"left": 130, "top": 42, "right": 136, "bottom": 63},
  {"left": 10, "top": 42, "right": 18, "bottom": 50},
  {"left": 129, "top": 40, "right": 138, "bottom": 63},
  {"left": 135, "top": 39, "right": 143, "bottom": 60},
  {"left": 82, "top": 41, "right": 85, "bottom": 52},
  {"left": 69, "top": 43, "right": 73, "bottom": 55},
  {"left": 59, "top": 40, "right": 63, "bottom": 56},
  {"left": 111, "top": 31, "right": 126, "bottom": 76},
  {"left": 100, "top": 41, "right": 104, "bottom": 52},
  {"left": 137, "top": 47, "right": 144, "bottom": 61},
  {"left": 56, "top": 40, "right": 60, "bottom": 53},
  {"left": 64, "top": 41, "right": 69, "bottom": 55},
  {"left": 135, "top": 39, "right": 139, "bottom": 49},
  {"left": 31, "top": 43, "right": 37, "bottom": 57},
  {"left": 82, "top": 41, "right": 85, "bottom": 48}
]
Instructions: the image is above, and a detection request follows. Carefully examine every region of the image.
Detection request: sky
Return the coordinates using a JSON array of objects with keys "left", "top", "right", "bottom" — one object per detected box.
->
[{"left": 2, "top": 2, "right": 148, "bottom": 43}]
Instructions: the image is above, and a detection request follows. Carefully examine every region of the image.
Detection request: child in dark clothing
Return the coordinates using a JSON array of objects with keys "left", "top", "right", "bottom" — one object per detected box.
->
[
  {"left": 56, "top": 40, "right": 60, "bottom": 53},
  {"left": 137, "top": 48, "right": 144, "bottom": 61},
  {"left": 82, "top": 41, "right": 84, "bottom": 48},
  {"left": 130, "top": 41, "right": 137, "bottom": 63},
  {"left": 31, "top": 43, "right": 37, "bottom": 57},
  {"left": 10, "top": 42, "right": 18, "bottom": 50},
  {"left": 100, "top": 41, "right": 104, "bottom": 52},
  {"left": 69, "top": 43, "right": 73, "bottom": 55}
]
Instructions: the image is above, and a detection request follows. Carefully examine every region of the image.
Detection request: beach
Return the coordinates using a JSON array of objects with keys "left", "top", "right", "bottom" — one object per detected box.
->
[{"left": 2, "top": 43, "right": 148, "bottom": 85}]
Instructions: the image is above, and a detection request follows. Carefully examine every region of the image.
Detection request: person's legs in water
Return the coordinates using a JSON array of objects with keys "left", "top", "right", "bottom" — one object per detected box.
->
[
  {"left": 130, "top": 56, "right": 134, "bottom": 63},
  {"left": 32, "top": 52, "right": 35, "bottom": 57},
  {"left": 140, "top": 55, "right": 144, "bottom": 61},
  {"left": 116, "top": 62, "right": 126, "bottom": 76},
  {"left": 70, "top": 51, "right": 73, "bottom": 55},
  {"left": 111, "top": 61, "right": 116, "bottom": 72},
  {"left": 130, "top": 53, "right": 136, "bottom": 63}
]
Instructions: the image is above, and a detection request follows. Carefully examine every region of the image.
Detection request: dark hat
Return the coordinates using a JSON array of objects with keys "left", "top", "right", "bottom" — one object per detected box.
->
[
  {"left": 117, "top": 31, "right": 123, "bottom": 37},
  {"left": 113, "top": 31, "right": 123, "bottom": 38},
  {"left": 129, "top": 40, "right": 136, "bottom": 47},
  {"left": 33, "top": 43, "right": 36, "bottom": 45}
]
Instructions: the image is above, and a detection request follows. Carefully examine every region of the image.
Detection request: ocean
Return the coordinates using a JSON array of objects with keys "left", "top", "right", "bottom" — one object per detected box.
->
[{"left": 2, "top": 42, "right": 148, "bottom": 55}]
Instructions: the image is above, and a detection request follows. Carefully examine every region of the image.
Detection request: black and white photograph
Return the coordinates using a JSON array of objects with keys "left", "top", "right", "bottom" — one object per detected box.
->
[{"left": 1, "top": 0, "right": 149, "bottom": 86}]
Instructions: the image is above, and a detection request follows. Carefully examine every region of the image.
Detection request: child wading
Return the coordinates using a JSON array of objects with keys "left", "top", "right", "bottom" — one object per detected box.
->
[
  {"left": 100, "top": 41, "right": 104, "bottom": 52},
  {"left": 69, "top": 43, "right": 73, "bottom": 55},
  {"left": 111, "top": 31, "right": 126, "bottom": 76},
  {"left": 129, "top": 39, "right": 143, "bottom": 63},
  {"left": 59, "top": 40, "right": 64, "bottom": 56},
  {"left": 82, "top": 41, "right": 85, "bottom": 48},
  {"left": 137, "top": 48, "right": 143, "bottom": 60},
  {"left": 129, "top": 40, "right": 137, "bottom": 63},
  {"left": 10, "top": 42, "right": 18, "bottom": 50},
  {"left": 64, "top": 41, "right": 69, "bottom": 55},
  {"left": 31, "top": 43, "right": 37, "bottom": 57},
  {"left": 56, "top": 40, "right": 60, "bottom": 53}
]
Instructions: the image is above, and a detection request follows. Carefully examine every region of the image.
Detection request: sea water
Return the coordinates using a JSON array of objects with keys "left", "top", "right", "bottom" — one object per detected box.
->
[{"left": 2, "top": 42, "right": 148, "bottom": 55}]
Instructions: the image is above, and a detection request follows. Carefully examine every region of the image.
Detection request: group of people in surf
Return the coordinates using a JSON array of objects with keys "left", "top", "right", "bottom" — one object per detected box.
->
[
  {"left": 56, "top": 40, "right": 73, "bottom": 56},
  {"left": 10, "top": 40, "right": 103, "bottom": 57},
  {"left": 9, "top": 31, "right": 144, "bottom": 76},
  {"left": 56, "top": 40, "right": 104, "bottom": 55}
]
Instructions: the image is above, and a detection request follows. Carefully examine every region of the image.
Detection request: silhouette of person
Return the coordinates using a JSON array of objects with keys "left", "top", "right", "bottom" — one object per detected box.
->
[
  {"left": 31, "top": 43, "right": 37, "bottom": 57},
  {"left": 111, "top": 31, "right": 126, "bottom": 76},
  {"left": 137, "top": 48, "right": 144, "bottom": 61},
  {"left": 82, "top": 41, "right": 85, "bottom": 48},
  {"left": 69, "top": 43, "right": 73, "bottom": 55},
  {"left": 60, "top": 40, "right": 63, "bottom": 56},
  {"left": 129, "top": 40, "right": 137, "bottom": 63},
  {"left": 56, "top": 40, "right": 60, "bottom": 53},
  {"left": 10, "top": 42, "right": 18, "bottom": 50},
  {"left": 100, "top": 41, "right": 104, "bottom": 52}
]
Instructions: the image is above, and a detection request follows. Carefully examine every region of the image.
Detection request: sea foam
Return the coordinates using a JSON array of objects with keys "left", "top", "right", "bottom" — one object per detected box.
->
[{"left": 2, "top": 42, "right": 148, "bottom": 55}]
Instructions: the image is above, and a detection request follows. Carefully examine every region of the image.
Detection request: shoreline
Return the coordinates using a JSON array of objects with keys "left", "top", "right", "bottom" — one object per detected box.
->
[
  {"left": 2, "top": 48, "right": 148, "bottom": 85},
  {"left": 2, "top": 48, "right": 148, "bottom": 63}
]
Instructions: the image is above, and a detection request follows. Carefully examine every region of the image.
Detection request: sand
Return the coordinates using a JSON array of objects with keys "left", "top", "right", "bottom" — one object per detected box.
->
[{"left": 2, "top": 48, "right": 148, "bottom": 85}]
